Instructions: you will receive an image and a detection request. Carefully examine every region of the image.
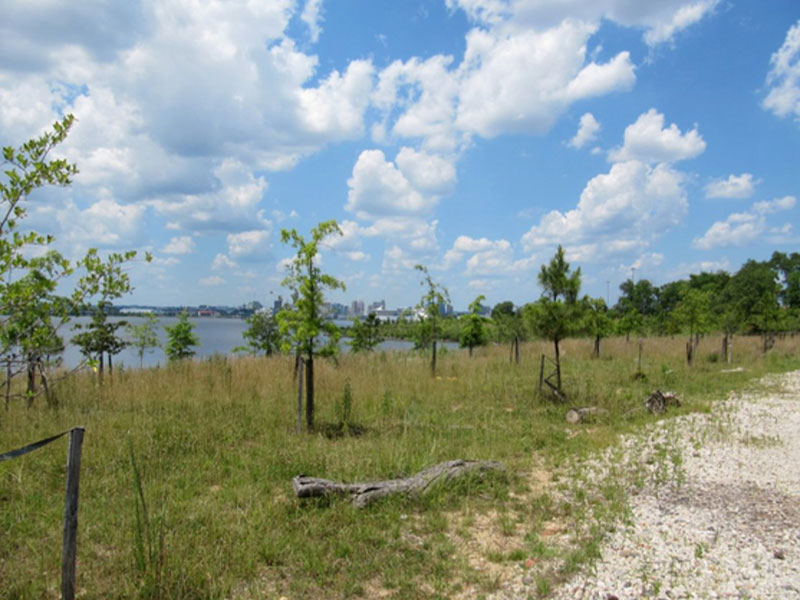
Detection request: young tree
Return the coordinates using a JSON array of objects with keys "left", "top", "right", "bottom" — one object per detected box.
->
[
  {"left": 277, "top": 220, "right": 345, "bottom": 430},
  {"left": 525, "top": 245, "right": 581, "bottom": 394},
  {"left": 724, "top": 259, "right": 781, "bottom": 352},
  {"left": 1, "top": 261, "right": 72, "bottom": 405},
  {"left": 165, "top": 310, "right": 199, "bottom": 361},
  {"left": 349, "top": 312, "right": 382, "bottom": 353},
  {"left": 415, "top": 264, "right": 450, "bottom": 376},
  {"left": 1, "top": 115, "right": 78, "bottom": 404},
  {"left": 126, "top": 313, "right": 161, "bottom": 367},
  {"left": 492, "top": 301, "right": 525, "bottom": 364},
  {"left": 459, "top": 294, "right": 488, "bottom": 356},
  {"left": 72, "top": 249, "right": 141, "bottom": 380},
  {"left": 674, "top": 288, "right": 712, "bottom": 366},
  {"left": 237, "top": 311, "right": 281, "bottom": 356},
  {"left": 582, "top": 296, "right": 612, "bottom": 358}
]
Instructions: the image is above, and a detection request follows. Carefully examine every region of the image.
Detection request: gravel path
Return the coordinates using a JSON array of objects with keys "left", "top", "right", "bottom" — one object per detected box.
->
[{"left": 495, "top": 370, "right": 800, "bottom": 600}]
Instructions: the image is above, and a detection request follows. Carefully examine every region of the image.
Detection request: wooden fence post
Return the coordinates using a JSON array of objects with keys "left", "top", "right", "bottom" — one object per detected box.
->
[{"left": 61, "top": 427, "right": 85, "bottom": 600}]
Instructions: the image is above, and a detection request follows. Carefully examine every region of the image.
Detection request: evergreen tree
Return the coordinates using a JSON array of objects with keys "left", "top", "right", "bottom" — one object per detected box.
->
[
  {"left": 165, "top": 310, "right": 199, "bottom": 361},
  {"left": 349, "top": 313, "right": 382, "bottom": 353},
  {"left": 525, "top": 245, "right": 581, "bottom": 395}
]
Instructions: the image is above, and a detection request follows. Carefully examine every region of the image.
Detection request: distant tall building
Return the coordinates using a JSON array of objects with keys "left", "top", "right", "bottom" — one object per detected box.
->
[
  {"left": 351, "top": 299, "right": 364, "bottom": 316},
  {"left": 273, "top": 295, "right": 283, "bottom": 314},
  {"left": 368, "top": 299, "right": 385, "bottom": 313}
]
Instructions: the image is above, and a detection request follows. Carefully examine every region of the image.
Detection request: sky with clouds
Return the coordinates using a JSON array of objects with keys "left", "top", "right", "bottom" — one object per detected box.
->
[{"left": 2, "top": 0, "right": 799, "bottom": 310}]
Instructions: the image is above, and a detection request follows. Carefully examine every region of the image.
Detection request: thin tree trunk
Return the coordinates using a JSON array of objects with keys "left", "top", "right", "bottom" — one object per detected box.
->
[
  {"left": 5, "top": 357, "right": 11, "bottom": 411},
  {"left": 514, "top": 337, "right": 520, "bottom": 365},
  {"left": 468, "top": 345, "right": 473, "bottom": 357},
  {"left": 637, "top": 337, "right": 643, "bottom": 373},
  {"left": 38, "top": 361, "right": 53, "bottom": 407},
  {"left": 296, "top": 358, "right": 304, "bottom": 433},
  {"left": 694, "top": 331, "right": 700, "bottom": 363},
  {"left": 727, "top": 333, "right": 733, "bottom": 363},
  {"left": 593, "top": 335, "right": 600, "bottom": 358},
  {"left": 98, "top": 354, "right": 104, "bottom": 386},
  {"left": 108, "top": 353, "right": 113, "bottom": 378},
  {"left": 305, "top": 353, "right": 314, "bottom": 430},
  {"left": 431, "top": 340, "right": 437, "bottom": 376},
  {"left": 26, "top": 357, "right": 36, "bottom": 407},
  {"left": 554, "top": 338, "right": 561, "bottom": 392}
]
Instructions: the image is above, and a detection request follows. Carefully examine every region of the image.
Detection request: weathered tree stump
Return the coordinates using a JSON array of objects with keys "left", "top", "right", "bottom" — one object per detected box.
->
[
  {"left": 292, "top": 459, "right": 505, "bottom": 507},
  {"left": 645, "top": 390, "right": 681, "bottom": 414},
  {"left": 566, "top": 406, "right": 608, "bottom": 424}
]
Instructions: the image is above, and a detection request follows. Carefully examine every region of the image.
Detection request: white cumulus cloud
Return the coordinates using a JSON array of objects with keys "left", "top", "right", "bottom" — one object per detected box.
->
[
  {"left": 300, "top": 0, "right": 324, "bottom": 43},
  {"left": 523, "top": 160, "right": 688, "bottom": 258},
  {"left": 447, "top": 0, "right": 719, "bottom": 46},
  {"left": 608, "top": 109, "right": 706, "bottom": 164},
  {"left": 569, "top": 112, "right": 601, "bottom": 149},
  {"left": 763, "top": 20, "right": 800, "bottom": 121},
  {"left": 455, "top": 21, "right": 634, "bottom": 138},
  {"left": 693, "top": 196, "right": 796, "bottom": 249},
  {"left": 226, "top": 230, "right": 271, "bottom": 261},
  {"left": 347, "top": 149, "right": 454, "bottom": 219},
  {"left": 163, "top": 236, "right": 196, "bottom": 255},
  {"left": 692, "top": 212, "right": 763, "bottom": 250},
  {"left": 705, "top": 173, "right": 757, "bottom": 199}
]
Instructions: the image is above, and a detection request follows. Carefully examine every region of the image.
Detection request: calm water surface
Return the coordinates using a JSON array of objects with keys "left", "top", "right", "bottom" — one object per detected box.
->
[{"left": 59, "top": 316, "right": 437, "bottom": 369}]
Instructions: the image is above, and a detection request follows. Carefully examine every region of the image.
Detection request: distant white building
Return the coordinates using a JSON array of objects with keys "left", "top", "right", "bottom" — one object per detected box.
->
[{"left": 373, "top": 309, "right": 400, "bottom": 323}]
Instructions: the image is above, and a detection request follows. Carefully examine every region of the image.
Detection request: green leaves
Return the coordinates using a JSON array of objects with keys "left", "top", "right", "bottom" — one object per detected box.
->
[
  {"left": 127, "top": 314, "right": 161, "bottom": 367},
  {"left": 538, "top": 245, "right": 581, "bottom": 303},
  {"left": 165, "top": 311, "right": 199, "bottom": 361},
  {"left": 277, "top": 220, "right": 345, "bottom": 357},
  {"left": 239, "top": 311, "right": 280, "bottom": 356},
  {"left": 349, "top": 313, "right": 383, "bottom": 353}
]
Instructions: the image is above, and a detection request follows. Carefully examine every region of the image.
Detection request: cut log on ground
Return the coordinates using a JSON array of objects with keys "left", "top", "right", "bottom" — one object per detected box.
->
[
  {"left": 645, "top": 390, "right": 681, "bottom": 414},
  {"left": 292, "top": 459, "right": 506, "bottom": 508},
  {"left": 566, "top": 406, "right": 608, "bottom": 424}
]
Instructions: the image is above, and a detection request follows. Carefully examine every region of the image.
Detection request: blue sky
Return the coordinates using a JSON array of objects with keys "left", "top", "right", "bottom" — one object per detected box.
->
[{"left": 2, "top": 0, "right": 799, "bottom": 310}]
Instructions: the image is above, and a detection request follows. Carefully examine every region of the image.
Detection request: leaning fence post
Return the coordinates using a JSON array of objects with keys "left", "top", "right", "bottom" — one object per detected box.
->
[{"left": 61, "top": 427, "right": 85, "bottom": 600}]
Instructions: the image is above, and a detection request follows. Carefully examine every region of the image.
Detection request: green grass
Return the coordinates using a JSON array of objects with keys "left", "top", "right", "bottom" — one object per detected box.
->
[{"left": 1, "top": 334, "right": 798, "bottom": 599}]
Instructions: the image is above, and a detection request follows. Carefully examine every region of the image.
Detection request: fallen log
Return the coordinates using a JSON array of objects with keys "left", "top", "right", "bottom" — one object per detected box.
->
[
  {"left": 566, "top": 406, "right": 608, "bottom": 424},
  {"left": 292, "top": 459, "right": 505, "bottom": 508},
  {"left": 645, "top": 390, "right": 681, "bottom": 414}
]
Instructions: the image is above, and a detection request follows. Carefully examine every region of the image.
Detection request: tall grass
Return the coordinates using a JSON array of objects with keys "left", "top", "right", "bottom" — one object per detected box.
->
[{"left": 1, "top": 334, "right": 798, "bottom": 598}]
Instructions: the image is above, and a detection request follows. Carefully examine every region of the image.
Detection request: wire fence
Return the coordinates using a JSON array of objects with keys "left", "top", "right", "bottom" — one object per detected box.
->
[{"left": 1, "top": 426, "right": 85, "bottom": 600}]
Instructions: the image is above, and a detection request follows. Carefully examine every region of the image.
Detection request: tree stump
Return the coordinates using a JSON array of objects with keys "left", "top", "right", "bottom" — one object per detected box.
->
[
  {"left": 292, "top": 459, "right": 505, "bottom": 507},
  {"left": 645, "top": 390, "right": 681, "bottom": 414}
]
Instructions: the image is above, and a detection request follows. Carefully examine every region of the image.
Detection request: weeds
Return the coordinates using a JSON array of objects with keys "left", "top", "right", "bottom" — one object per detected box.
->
[
  {"left": 1, "top": 334, "right": 798, "bottom": 598},
  {"left": 129, "top": 437, "right": 166, "bottom": 598}
]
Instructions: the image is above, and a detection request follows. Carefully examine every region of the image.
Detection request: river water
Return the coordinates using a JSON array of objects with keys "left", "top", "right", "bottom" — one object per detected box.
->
[{"left": 57, "top": 316, "right": 440, "bottom": 369}]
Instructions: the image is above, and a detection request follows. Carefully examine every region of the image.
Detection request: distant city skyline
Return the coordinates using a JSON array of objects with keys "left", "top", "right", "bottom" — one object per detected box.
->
[{"left": 3, "top": 1, "right": 799, "bottom": 310}]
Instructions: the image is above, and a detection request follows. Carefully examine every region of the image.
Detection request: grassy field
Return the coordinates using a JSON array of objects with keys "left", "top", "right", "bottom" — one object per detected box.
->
[{"left": 2, "top": 333, "right": 799, "bottom": 599}]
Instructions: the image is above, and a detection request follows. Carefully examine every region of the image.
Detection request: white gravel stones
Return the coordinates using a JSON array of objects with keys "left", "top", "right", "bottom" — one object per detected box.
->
[
  {"left": 496, "top": 371, "right": 800, "bottom": 600},
  {"left": 552, "top": 371, "right": 800, "bottom": 600}
]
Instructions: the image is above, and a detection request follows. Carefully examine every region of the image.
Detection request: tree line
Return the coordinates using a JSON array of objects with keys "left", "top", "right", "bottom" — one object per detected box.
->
[{"left": 4, "top": 118, "right": 797, "bottom": 426}]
